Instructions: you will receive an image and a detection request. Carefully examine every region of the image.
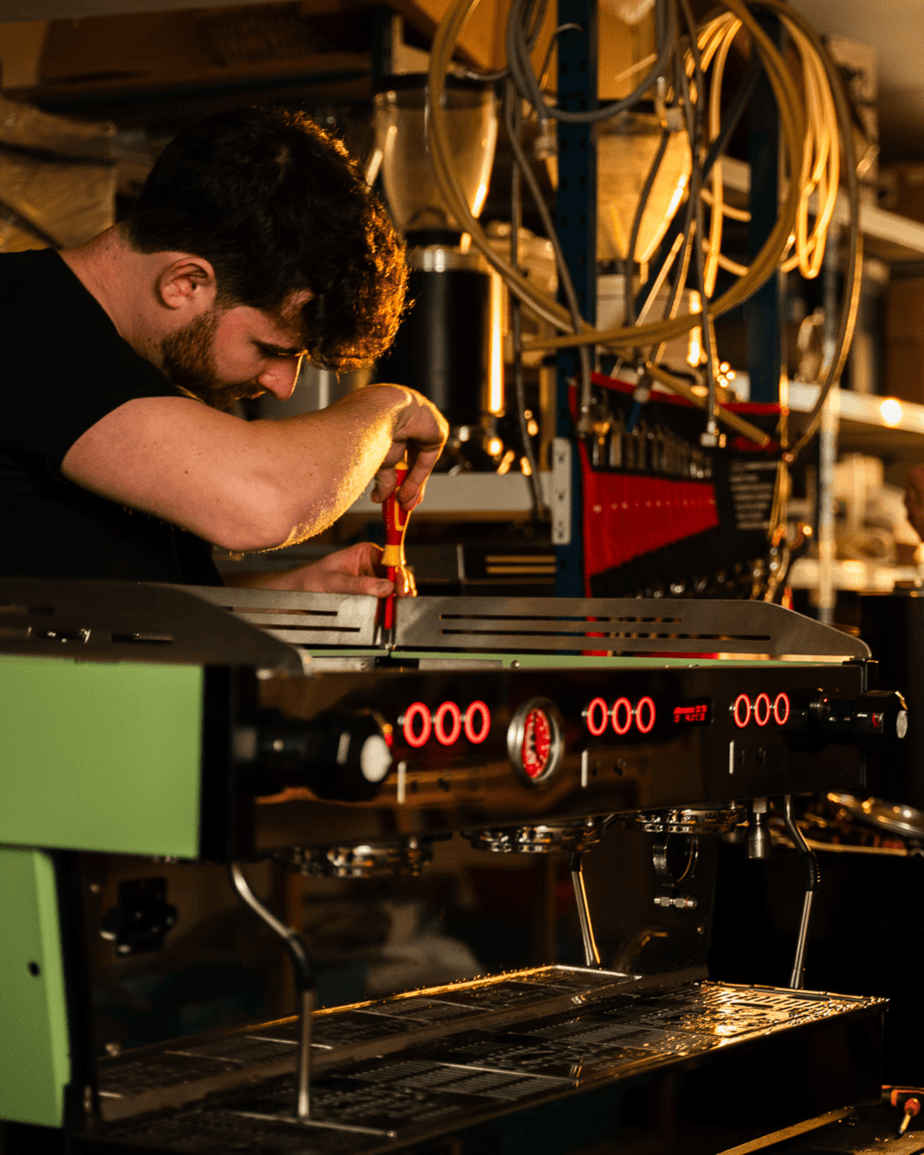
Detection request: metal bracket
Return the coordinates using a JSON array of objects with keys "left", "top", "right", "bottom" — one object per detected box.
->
[{"left": 551, "top": 436, "right": 572, "bottom": 545}]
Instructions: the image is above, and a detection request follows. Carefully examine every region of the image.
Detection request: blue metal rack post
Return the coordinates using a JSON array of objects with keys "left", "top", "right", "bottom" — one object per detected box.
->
[{"left": 554, "top": 0, "right": 597, "bottom": 596}]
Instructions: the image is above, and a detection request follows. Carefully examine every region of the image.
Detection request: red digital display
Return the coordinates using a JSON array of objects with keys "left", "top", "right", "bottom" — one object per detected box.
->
[{"left": 672, "top": 699, "right": 711, "bottom": 726}]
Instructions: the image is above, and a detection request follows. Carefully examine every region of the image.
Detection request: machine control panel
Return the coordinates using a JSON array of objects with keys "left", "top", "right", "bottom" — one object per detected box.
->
[{"left": 233, "top": 661, "right": 906, "bottom": 857}]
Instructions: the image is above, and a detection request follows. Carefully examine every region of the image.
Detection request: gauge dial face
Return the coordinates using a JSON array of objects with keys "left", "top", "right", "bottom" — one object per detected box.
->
[
  {"left": 508, "top": 698, "right": 563, "bottom": 784},
  {"left": 522, "top": 708, "right": 552, "bottom": 779}
]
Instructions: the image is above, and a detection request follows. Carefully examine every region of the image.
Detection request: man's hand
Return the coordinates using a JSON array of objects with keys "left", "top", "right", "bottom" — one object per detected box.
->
[
  {"left": 369, "top": 388, "right": 449, "bottom": 512},
  {"left": 223, "top": 542, "right": 416, "bottom": 598},
  {"left": 905, "top": 465, "right": 924, "bottom": 541}
]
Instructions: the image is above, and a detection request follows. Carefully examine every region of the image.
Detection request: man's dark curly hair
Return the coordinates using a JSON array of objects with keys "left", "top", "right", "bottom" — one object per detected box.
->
[{"left": 124, "top": 105, "right": 407, "bottom": 371}]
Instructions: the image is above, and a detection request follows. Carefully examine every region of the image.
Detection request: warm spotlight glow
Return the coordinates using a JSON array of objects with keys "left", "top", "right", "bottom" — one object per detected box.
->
[
  {"left": 496, "top": 448, "right": 516, "bottom": 475},
  {"left": 880, "top": 398, "right": 903, "bottom": 427},
  {"left": 488, "top": 272, "right": 504, "bottom": 415},
  {"left": 687, "top": 290, "right": 703, "bottom": 367}
]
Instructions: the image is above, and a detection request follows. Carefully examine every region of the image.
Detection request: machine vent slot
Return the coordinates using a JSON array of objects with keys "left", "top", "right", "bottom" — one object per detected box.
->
[
  {"left": 0, "top": 579, "right": 303, "bottom": 670},
  {"left": 396, "top": 596, "right": 870, "bottom": 659},
  {"left": 191, "top": 586, "right": 379, "bottom": 649}
]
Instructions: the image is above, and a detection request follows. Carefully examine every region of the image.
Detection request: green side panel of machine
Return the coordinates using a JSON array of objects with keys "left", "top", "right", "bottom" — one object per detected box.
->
[
  {"left": 0, "top": 656, "right": 204, "bottom": 857},
  {"left": 0, "top": 848, "right": 70, "bottom": 1127}
]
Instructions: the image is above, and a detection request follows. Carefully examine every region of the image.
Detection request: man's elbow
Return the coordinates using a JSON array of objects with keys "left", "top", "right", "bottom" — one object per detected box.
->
[{"left": 201, "top": 484, "right": 308, "bottom": 553}]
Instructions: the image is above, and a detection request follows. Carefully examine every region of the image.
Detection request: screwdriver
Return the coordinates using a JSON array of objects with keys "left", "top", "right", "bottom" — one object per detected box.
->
[
  {"left": 891, "top": 1088, "right": 921, "bottom": 1138},
  {"left": 379, "top": 461, "right": 410, "bottom": 639}
]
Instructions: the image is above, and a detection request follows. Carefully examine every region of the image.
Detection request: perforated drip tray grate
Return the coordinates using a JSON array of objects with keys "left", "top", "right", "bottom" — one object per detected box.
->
[{"left": 94, "top": 969, "right": 886, "bottom": 1154}]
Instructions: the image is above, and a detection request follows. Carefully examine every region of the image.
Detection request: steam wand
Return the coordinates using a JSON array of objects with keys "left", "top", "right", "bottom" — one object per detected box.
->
[{"left": 229, "top": 863, "right": 317, "bottom": 1119}]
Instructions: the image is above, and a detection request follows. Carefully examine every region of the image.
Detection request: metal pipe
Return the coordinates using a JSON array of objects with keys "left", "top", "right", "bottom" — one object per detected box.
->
[
  {"left": 782, "top": 797, "right": 821, "bottom": 990},
  {"left": 570, "top": 852, "right": 601, "bottom": 966},
  {"left": 230, "top": 863, "right": 317, "bottom": 1119},
  {"left": 790, "top": 891, "right": 815, "bottom": 991},
  {"left": 296, "top": 988, "right": 316, "bottom": 1120}
]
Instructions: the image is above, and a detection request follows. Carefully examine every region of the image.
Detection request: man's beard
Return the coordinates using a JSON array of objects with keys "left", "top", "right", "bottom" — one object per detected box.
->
[{"left": 160, "top": 311, "right": 252, "bottom": 411}]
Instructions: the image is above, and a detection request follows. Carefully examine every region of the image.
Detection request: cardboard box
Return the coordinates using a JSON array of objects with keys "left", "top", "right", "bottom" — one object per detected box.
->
[
  {"left": 880, "top": 164, "right": 924, "bottom": 226},
  {"left": 885, "top": 277, "right": 924, "bottom": 403},
  {"left": 0, "top": 96, "right": 114, "bottom": 252}
]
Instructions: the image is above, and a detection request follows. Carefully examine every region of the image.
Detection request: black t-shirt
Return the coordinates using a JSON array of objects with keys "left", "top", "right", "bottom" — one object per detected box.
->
[{"left": 0, "top": 248, "right": 220, "bottom": 584}]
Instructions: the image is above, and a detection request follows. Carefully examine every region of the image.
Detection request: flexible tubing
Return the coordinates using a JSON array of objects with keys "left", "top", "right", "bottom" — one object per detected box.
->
[{"left": 428, "top": 0, "right": 805, "bottom": 352}]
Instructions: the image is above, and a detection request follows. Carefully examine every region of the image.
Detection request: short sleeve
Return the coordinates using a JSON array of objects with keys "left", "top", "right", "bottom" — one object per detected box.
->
[{"left": 0, "top": 249, "right": 184, "bottom": 476}]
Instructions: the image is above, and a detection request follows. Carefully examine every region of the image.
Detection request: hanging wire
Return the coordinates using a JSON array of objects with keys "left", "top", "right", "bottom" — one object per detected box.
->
[
  {"left": 504, "top": 78, "right": 548, "bottom": 518},
  {"left": 506, "top": 0, "right": 678, "bottom": 126},
  {"left": 424, "top": 0, "right": 859, "bottom": 456},
  {"left": 426, "top": 0, "right": 806, "bottom": 355}
]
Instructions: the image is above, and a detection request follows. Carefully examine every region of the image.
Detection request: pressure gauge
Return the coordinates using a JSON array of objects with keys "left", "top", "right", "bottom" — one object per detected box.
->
[{"left": 507, "top": 698, "right": 564, "bottom": 785}]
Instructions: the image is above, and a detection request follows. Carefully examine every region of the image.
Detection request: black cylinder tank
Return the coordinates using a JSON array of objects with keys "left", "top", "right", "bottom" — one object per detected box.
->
[{"left": 375, "top": 248, "right": 494, "bottom": 428}]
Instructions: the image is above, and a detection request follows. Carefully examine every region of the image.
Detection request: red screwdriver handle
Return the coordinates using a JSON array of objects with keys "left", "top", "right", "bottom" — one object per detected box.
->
[{"left": 381, "top": 462, "right": 410, "bottom": 631}]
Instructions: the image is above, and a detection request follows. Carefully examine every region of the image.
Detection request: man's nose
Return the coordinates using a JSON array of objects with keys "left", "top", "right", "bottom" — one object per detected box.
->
[{"left": 259, "top": 355, "right": 303, "bottom": 402}]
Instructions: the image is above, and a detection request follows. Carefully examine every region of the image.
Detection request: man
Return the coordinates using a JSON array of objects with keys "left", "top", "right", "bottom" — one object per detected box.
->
[{"left": 0, "top": 104, "right": 448, "bottom": 595}]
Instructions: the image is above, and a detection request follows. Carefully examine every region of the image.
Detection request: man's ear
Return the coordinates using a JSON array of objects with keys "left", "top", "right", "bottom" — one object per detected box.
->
[{"left": 156, "top": 256, "right": 217, "bottom": 312}]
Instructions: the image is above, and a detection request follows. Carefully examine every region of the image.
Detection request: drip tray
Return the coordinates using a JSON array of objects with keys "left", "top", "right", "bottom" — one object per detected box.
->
[{"left": 94, "top": 968, "right": 886, "bottom": 1154}]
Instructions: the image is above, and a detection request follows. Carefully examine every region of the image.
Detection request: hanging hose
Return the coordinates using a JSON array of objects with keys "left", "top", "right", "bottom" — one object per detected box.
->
[{"left": 424, "top": 0, "right": 859, "bottom": 460}]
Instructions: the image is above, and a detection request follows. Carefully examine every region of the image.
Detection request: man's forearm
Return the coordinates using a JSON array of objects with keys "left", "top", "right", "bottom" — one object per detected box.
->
[{"left": 61, "top": 383, "right": 447, "bottom": 553}]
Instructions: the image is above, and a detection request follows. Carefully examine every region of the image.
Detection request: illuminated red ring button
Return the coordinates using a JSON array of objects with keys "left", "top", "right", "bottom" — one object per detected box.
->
[
  {"left": 612, "top": 697, "right": 633, "bottom": 736},
  {"left": 434, "top": 701, "right": 463, "bottom": 746},
  {"left": 464, "top": 701, "right": 491, "bottom": 744},
  {"left": 402, "top": 702, "right": 432, "bottom": 748},
  {"left": 773, "top": 692, "right": 790, "bottom": 726},
  {"left": 636, "top": 696, "right": 656, "bottom": 734},
  {"left": 585, "top": 697, "right": 609, "bottom": 737},
  {"left": 733, "top": 694, "right": 751, "bottom": 729},
  {"left": 753, "top": 693, "right": 771, "bottom": 727}
]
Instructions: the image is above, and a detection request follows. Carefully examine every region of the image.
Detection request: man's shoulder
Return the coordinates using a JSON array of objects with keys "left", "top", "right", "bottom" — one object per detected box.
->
[
  {"left": 1, "top": 247, "right": 114, "bottom": 346},
  {"left": 0, "top": 247, "right": 58, "bottom": 271},
  {"left": 0, "top": 246, "right": 170, "bottom": 394},
  {"left": 0, "top": 247, "right": 76, "bottom": 302}
]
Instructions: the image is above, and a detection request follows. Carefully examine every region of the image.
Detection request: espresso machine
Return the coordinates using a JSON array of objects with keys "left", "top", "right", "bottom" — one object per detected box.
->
[{"left": 0, "top": 577, "right": 911, "bottom": 1153}]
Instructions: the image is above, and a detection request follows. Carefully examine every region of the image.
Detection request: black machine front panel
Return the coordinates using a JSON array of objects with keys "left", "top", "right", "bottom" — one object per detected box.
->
[{"left": 227, "top": 659, "right": 877, "bottom": 857}]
